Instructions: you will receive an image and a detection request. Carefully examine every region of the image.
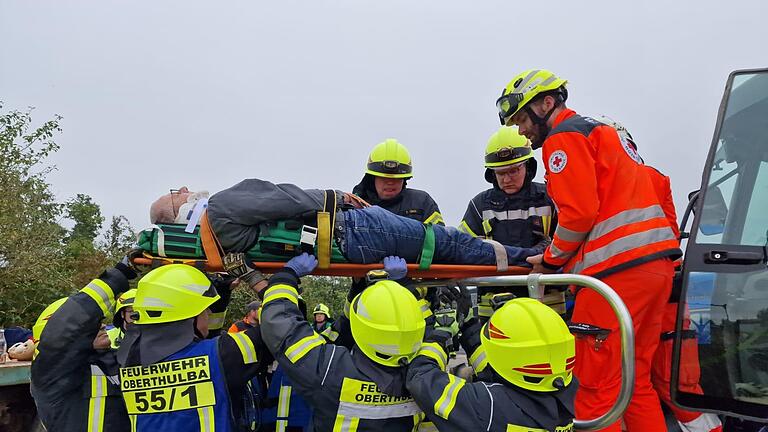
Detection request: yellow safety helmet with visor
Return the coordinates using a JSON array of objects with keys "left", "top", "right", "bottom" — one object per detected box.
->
[
  {"left": 497, "top": 69, "right": 568, "bottom": 126},
  {"left": 132, "top": 264, "right": 219, "bottom": 325},
  {"left": 366, "top": 139, "right": 413, "bottom": 179},
  {"left": 480, "top": 298, "right": 575, "bottom": 392},
  {"left": 313, "top": 303, "right": 331, "bottom": 319},
  {"left": 348, "top": 280, "right": 425, "bottom": 367},
  {"left": 484, "top": 126, "right": 534, "bottom": 169}
]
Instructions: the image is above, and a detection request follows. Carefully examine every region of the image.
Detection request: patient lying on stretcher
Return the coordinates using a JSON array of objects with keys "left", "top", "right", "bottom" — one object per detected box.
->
[{"left": 146, "top": 179, "right": 537, "bottom": 269}]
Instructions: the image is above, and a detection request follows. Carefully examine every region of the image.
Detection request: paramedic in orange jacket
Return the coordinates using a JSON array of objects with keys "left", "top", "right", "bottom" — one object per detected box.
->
[
  {"left": 497, "top": 69, "right": 681, "bottom": 431},
  {"left": 600, "top": 117, "right": 723, "bottom": 432}
]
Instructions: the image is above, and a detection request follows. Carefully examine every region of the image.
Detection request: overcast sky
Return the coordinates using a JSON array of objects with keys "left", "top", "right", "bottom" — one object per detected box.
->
[{"left": 2, "top": 1, "right": 767, "bottom": 233}]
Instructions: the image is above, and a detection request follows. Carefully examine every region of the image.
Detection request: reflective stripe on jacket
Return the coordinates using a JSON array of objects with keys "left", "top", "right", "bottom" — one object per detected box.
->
[
  {"left": 406, "top": 333, "right": 576, "bottom": 432},
  {"left": 31, "top": 268, "right": 131, "bottom": 432},
  {"left": 459, "top": 182, "right": 555, "bottom": 253},
  {"left": 260, "top": 272, "right": 433, "bottom": 431},
  {"left": 541, "top": 110, "right": 681, "bottom": 277}
]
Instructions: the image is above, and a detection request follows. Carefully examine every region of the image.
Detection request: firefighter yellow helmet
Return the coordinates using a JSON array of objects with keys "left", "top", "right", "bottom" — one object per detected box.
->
[
  {"left": 113, "top": 289, "right": 137, "bottom": 328},
  {"left": 366, "top": 139, "right": 413, "bottom": 179},
  {"left": 484, "top": 126, "right": 533, "bottom": 169},
  {"left": 115, "top": 289, "right": 137, "bottom": 314},
  {"left": 32, "top": 297, "right": 68, "bottom": 343},
  {"left": 349, "top": 280, "right": 425, "bottom": 367},
  {"left": 313, "top": 303, "right": 331, "bottom": 319},
  {"left": 497, "top": 69, "right": 568, "bottom": 126},
  {"left": 132, "top": 264, "right": 219, "bottom": 325},
  {"left": 481, "top": 298, "right": 575, "bottom": 392}
]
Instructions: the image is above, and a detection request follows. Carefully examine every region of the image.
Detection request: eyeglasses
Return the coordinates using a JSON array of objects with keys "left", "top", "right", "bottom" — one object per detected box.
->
[
  {"left": 495, "top": 164, "right": 526, "bottom": 178},
  {"left": 169, "top": 189, "right": 183, "bottom": 220}
]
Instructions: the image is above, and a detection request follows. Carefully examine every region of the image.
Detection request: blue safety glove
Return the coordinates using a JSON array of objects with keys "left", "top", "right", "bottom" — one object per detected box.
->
[
  {"left": 383, "top": 256, "right": 407, "bottom": 281},
  {"left": 285, "top": 253, "right": 318, "bottom": 277}
]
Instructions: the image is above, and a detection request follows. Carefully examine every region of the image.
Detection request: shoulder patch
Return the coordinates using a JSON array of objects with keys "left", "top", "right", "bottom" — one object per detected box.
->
[
  {"left": 619, "top": 134, "right": 643, "bottom": 164},
  {"left": 548, "top": 150, "right": 568, "bottom": 173}
]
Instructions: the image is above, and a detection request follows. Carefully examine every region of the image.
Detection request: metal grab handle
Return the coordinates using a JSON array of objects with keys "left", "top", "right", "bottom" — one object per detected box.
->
[{"left": 452, "top": 273, "right": 635, "bottom": 431}]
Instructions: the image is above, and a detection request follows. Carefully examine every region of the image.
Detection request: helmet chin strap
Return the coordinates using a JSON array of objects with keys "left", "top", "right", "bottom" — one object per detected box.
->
[
  {"left": 524, "top": 102, "right": 559, "bottom": 150},
  {"left": 193, "top": 316, "right": 205, "bottom": 340}
]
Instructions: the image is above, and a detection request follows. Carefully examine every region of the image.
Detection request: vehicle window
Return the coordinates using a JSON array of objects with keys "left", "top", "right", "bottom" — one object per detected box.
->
[
  {"left": 695, "top": 72, "right": 768, "bottom": 246},
  {"left": 682, "top": 71, "right": 768, "bottom": 411},
  {"left": 685, "top": 271, "right": 768, "bottom": 404},
  {"left": 742, "top": 162, "right": 768, "bottom": 246}
]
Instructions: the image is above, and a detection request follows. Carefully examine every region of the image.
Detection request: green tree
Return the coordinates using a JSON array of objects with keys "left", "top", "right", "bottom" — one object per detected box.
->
[
  {"left": 0, "top": 103, "right": 73, "bottom": 326},
  {"left": 62, "top": 194, "right": 111, "bottom": 290},
  {"left": 101, "top": 215, "right": 136, "bottom": 261},
  {"left": 65, "top": 194, "right": 104, "bottom": 244},
  {"left": 224, "top": 276, "right": 349, "bottom": 328}
]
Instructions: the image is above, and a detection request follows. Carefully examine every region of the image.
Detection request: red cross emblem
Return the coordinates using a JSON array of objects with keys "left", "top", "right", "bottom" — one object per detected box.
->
[{"left": 548, "top": 150, "right": 568, "bottom": 173}]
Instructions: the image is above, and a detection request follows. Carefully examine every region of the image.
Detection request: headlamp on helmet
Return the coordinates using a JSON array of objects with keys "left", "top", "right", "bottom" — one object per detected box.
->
[{"left": 366, "top": 139, "right": 413, "bottom": 179}]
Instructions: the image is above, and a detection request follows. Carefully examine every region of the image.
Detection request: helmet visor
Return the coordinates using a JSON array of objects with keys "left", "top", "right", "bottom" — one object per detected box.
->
[
  {"left": 496, "top": 92, "right": 525, "bottom": 125},
  {"left": 485, "top": 146, "right": 532, "bottom": 165},
  {"left": 367, "top": 160, "right": 412, "bottom": 176}
]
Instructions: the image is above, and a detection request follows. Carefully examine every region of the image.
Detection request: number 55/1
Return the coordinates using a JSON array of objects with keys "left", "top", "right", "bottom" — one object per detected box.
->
[{"left": 125, "top": 382, "right": 215, "bottom": 414}]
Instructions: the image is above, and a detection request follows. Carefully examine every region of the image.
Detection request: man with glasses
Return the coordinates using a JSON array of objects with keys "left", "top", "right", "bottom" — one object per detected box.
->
[
  {"left": 145, "top": 179, "right": 538, "bottom": 289},
  {"left": 496, "top": 69, "right": 681, "bottom": 431},
  {"left": 459, "top": 126, "right": 555, "bottom": 254},
  {"left": 458, "top": 126, "right": 561, "bottom": 319},
  {"left": 148, "top": 186, "right": 240, "bottom": 338}
]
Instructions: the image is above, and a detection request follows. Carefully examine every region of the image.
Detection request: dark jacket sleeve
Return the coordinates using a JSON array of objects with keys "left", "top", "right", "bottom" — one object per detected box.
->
[
  {"left": 406, "top": 341, "right": 494, "bottom": 432},
  {"left": 32, "top": 267, "right": 129, "bottom": 399},
  {"left": 328, "top": 314, "right": 353, "bottom": 348},
  {"left": 459, "top": 196, "right": 484, "bottom": 237},
  {"left": 458, "top": 319, "right": 493, "bottom": 380},
  {"left": 259, "top": 269, "right": 342, "bottom": 398},
  {"left": 219, "top": 324, "right": 273, "bottom": 397},
  {"left": 421, "top": 193, "right": 445, "bottom": 226},
  {"left": 529, "top": 194, "right": 557, "bottom": 255},
  {"left": 206, "top": 274, "right": 236, "bottom": 338}
]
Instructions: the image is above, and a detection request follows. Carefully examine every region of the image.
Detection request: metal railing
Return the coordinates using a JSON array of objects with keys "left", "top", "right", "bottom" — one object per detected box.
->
[{"left": 419, "top": 273, "right": 634, "bottom": 431}]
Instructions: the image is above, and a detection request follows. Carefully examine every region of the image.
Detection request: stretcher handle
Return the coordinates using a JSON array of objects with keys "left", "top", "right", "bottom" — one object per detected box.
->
[
  {"left": 453, "top": 273, "right": 635, "bottom": 432},
  {"left": 130, "top": 256, "right": 531, "bottom": 279}
]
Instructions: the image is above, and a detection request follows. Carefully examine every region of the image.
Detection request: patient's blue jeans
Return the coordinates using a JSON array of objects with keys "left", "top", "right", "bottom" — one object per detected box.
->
[{"left": 339, "top": 206, "right": 536, "bottom": 265}]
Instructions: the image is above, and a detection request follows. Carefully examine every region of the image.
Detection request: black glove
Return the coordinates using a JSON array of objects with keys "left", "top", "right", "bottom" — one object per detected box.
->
[
  {"left": 455, "top": 286, "right": 472, "bottom": 326},
  {"left": 114, "top": 247, "right": 144, "bottom": 280},
  {"left": 433, "top": 286, "right": 471, "bottom": 325},
  {"left": 222, "top": 253, "right": 266, "bottom": 289},
  {"left": 347, "top": 277, "right": 367, "bottom": 303},
  {"left": 434, "top": 308, "right": 459, "bottom": 338}
]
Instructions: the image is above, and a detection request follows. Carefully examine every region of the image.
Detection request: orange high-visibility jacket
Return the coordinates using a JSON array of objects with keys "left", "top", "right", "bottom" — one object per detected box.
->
[
  {"left": 541, "top": 109, "right": 681, "bottom": 277},
  {"left": 644, "top": 165, "right": 681, "bottom": 240}
]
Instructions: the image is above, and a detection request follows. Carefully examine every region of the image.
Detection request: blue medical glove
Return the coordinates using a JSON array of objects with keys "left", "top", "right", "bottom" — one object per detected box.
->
[
  {"left": 383, "top": 256, "right": 407, "bottom": 281},
  {"left": 286, "top": 253, "right": 318, "bottom": 277}
]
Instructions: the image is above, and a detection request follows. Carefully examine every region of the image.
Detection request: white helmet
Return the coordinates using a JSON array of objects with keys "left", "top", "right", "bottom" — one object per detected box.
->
[{"left": 595, "top": 115, "right": 635, "bottom": 149}]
